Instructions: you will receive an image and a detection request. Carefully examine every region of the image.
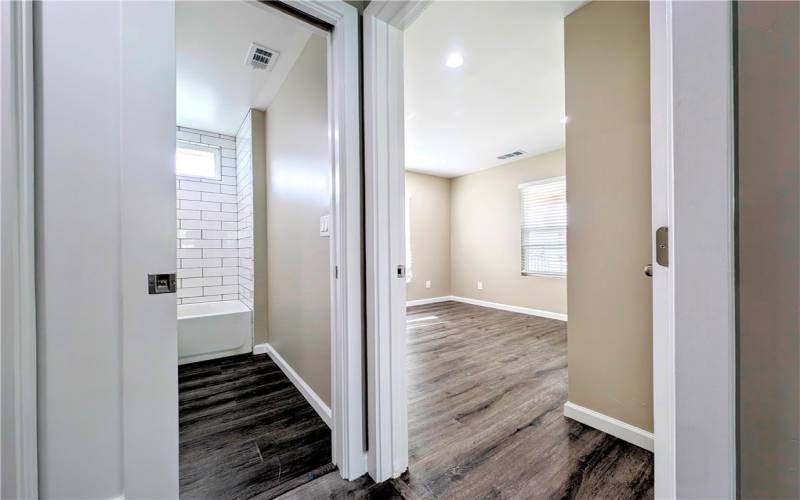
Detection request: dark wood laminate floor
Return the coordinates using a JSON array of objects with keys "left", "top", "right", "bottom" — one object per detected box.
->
[
  {"left": 276, "top": 471, "right": 404, "bottom": 500},
  {"left": 391, "top": 301, "right": 654, "bottom": 500},
  {"left": 179, "top": 353, "right": 337, "bottom": 500},
  {"left": 184, "top": 302, "right": 653, "bottom": 500}
]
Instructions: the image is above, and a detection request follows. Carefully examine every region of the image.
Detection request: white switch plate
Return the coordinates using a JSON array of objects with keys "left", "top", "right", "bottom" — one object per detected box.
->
[
  {"left": 477, "top": 281, "right": 483, "bottom": 290},
  {"left": 319, "top": 214, "right": 330, "bottom": 237},
  {"left": 425, "top": 280, "right": 431, "bottom": 289}
]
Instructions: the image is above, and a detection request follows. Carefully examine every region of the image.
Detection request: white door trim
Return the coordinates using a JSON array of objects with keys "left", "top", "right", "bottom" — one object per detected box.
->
[
  {"left": 364, "top": 0, "right": 737, "bottom": 494},
  {"left": 0, "top": 1, "right": 38, "bottom": 497},
  {"left": 363, "top": 0, "right": 430, "bottom": 482},
  {"left": 279, "top": 0, "right": 367, "bottom": 481},
  {"left": 649, "top": 2, "right": 677, "bottom": 497},
  {"left": 667, "top": 1, "right": 737, "bottom": 497}
]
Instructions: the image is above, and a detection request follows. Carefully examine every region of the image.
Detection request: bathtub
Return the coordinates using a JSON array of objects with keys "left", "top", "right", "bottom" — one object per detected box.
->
[{"left": 177, "top": 300, "right": 253, "bottom": 365}]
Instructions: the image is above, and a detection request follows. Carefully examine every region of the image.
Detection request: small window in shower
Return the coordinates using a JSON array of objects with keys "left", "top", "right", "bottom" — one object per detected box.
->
[{"left": 175, "top": 141, "right": 221, "bottom": 180}]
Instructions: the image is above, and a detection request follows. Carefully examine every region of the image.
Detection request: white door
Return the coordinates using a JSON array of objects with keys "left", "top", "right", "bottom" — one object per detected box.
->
[{"left": 35, "top": 1, "right": 178, "bottom": 498}]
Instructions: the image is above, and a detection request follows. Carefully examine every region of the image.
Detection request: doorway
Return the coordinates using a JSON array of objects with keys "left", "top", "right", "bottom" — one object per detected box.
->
[
  {"left": 25, "top": 1, "right": 363, "bottom": 498},
  {"left": 386, "top": 2, "right": 654, "bottom": 497},
  {"left": 364, "top": 1, "right": 739, "bottom": 498},
  {"left": 174, "top": 2, "right": 335, "bottom": 496}
]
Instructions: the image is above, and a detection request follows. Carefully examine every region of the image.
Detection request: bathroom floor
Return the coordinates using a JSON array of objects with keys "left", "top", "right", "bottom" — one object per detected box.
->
[{"left": 178, "top": 353, "right": 336, "bottom": 499}]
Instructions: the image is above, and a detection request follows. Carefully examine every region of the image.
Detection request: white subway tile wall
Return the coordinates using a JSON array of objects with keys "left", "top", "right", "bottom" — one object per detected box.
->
[
  {"left": 236, "top": 112, "right": 255, "bottom": 309},
  {"left": 175, "top": 126, "right": 240, "bottom": 304}
]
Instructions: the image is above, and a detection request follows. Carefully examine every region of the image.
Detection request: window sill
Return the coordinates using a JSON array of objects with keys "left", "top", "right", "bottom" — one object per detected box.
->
[{"left": 521, "top": 272, "right": 567, "bottom": 278}]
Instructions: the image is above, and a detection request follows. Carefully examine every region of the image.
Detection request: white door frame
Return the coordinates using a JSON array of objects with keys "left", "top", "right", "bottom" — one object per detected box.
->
[
  {"left": 363, "top": 0, "right": 430, "bottom": 482},
  {"left": 276, "top": 0, "right": 367, "bottom": 480},
  {"left": 363, "top": 1, "right": 737, "bottom": 497},
  {"left": 664, "top": 1, "right": 737, "bottom": 497},
  {"left": 0, "top": 1, "right": 38, "bottom": 498}
]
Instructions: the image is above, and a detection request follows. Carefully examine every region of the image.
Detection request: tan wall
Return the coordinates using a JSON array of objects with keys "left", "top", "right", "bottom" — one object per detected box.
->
[
  {"left": 263, "top": 35, "right": 331, "bottom": 405},
  {"left": 405, "top": 172, "right": 451, "bottom": 301},
  {"left": 449, "top": 149, "right": 567, "bottom": 314},
  {"left": 251, "top": 110, "right": 268, "bottom": 350},
  {"left": 737, "top": 2, "right": 799, "bottom": 496},
  {"left": 564, "top": 1, "right": 652, "bottom": 431}
]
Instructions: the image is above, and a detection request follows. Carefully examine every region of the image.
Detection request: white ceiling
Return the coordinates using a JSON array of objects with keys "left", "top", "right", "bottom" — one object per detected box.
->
[
  {"left": 176, "top": 1, "right": 312, "bottom": 135},
  {"left": 404, "top": 1, "right": 584, "bottom": 177}
]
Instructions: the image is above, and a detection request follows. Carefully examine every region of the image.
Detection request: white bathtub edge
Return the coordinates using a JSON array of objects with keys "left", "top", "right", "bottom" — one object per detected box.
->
[
  {"left": 255, "top": 343, "right": 332, "bottom": 428},
  {"left": 178, "top": 300, "right": 253, "bottom": 365},
  {"left": 177, "top": 300, "right": 250, "bottom": 320}
]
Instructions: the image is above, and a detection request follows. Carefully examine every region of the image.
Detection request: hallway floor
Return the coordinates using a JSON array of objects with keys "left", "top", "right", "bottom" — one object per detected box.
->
[
  {"left": 392, "top": 301, "right": 654, "bottom": 499},
  {"left": 184, "top": 302, "right": 653, "bottom": 499},
  {"left": 179, "top": 354, "right": 337, "bottom": 499}
]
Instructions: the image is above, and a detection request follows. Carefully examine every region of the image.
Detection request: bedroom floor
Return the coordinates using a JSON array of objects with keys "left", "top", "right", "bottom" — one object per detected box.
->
[{"left": 391, "top": 301, "right": 654, "bottom": 499}]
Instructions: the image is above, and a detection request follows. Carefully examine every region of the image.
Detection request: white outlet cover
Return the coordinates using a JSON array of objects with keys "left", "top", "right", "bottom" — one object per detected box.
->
[
  {"left": 425, "top": 280, "right": 431, "bottom": 289},
  {"left": 477, "top": 281, "right": 483, "bottom": 290}
]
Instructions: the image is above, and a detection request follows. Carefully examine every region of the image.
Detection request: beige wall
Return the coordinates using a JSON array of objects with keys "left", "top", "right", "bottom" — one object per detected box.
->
[
  {"left": 737, "top": 2, "right": 799, "bottom": 496},
  {"left": 450, "top": 149, "right": 568, "bottom": 314},
  {"left": 250, "top": 110, "right": 268, "bottom": 350},
  {"left": 565, "top": 1, "right": 652, "bottom": 431},
  {"left": 405, "top": 172, "right": 451, "bottom": 301},
  {"left": 404, "top": 150, "right": 568, "bottom": 314},
  {"left": 263, "top": 34, "right": 332, "bottom": 405}
]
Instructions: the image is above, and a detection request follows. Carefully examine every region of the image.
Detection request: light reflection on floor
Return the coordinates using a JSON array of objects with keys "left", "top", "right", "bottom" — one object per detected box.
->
[{"left": 406, "top": 315, "right": 445, "bottom": 329}]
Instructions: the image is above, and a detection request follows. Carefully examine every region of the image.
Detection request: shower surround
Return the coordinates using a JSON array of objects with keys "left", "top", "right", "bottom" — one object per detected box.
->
[{"left": 175, "top": 122, "right": 253, "bottom": 306}]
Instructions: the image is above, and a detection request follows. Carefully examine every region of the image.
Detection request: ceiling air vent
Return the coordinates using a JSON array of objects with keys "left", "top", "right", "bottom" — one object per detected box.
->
[
  {"left": 497, "top": 150, "right": 527, "bottom": 161},
  {"left": 245, "top": 42, "right": 280, "bottom": 71}
]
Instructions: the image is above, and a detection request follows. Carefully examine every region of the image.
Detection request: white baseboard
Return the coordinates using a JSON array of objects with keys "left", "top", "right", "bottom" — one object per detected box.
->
[
  {"left": 563, "top": 401, "right": 654, "bottom": 452},
  {"left": 450, "top": 296, "right": 568, "bottom": 322},
  {"left": 406, "top": 295, "right": 454, "bottom": 307},
  {"left": 253, "top": 343, "right": 332, "bottom": 428}
]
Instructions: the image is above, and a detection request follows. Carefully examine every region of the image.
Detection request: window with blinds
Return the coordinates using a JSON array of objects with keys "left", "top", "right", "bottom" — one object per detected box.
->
[{"left": 519, "top": 176, "right": 567, "bottom": 277}]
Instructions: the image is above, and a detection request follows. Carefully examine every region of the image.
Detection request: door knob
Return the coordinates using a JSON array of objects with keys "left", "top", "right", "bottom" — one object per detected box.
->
[{"left": 644, "top": 264, "right": 653, "bottom": 277}]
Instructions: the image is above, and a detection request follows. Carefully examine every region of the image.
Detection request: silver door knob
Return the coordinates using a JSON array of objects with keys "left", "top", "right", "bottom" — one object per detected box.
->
[{"left": 644, "top": 264, "right": 653, "bottom": 277}]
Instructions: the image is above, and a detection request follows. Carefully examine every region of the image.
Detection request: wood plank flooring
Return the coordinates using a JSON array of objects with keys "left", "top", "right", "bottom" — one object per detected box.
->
[
  {"left": 181, "top": 302, "right": 653, "bottom": 499},
  {"left": 391, "top": 301, "right": 654, "bottom": 499},
  {"left": 179, "top": 353, "right": 337, "bottom": 499},
  {"left": 275, "top": 471, "right": 403, "bottom": 499}
]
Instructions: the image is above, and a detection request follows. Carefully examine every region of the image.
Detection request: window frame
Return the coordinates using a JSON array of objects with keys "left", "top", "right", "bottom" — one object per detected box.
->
[
  {"left": 519, "top": 175, "right": 567, "bottom": 278},
  {"left": 175, "top": 140, "right": 221, "bottom": 180},
  {"left": 404, "top": 193, "right": 412, "bottom": 283}
]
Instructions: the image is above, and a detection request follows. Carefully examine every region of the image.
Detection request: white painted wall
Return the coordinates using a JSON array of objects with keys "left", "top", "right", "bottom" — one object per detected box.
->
[{"left": 35, "top": 1, "right": 178, "bottom": 498}]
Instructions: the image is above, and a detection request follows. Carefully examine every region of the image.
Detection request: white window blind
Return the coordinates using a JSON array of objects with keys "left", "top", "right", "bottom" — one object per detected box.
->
[
  {"left": 519, "top": 176, "right": 567, "bottom": 277},
  {"left": 405, "top": 194, "right": 413, "bottom": 282}
]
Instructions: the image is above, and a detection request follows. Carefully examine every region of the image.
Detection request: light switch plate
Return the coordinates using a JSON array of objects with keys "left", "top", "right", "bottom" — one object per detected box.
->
[
  {"left": 319, "top": 214, "right": 330, "bottom": 237},
  {"left": 477, "top": 281, "right": 483, "bottom": 290},
  {"left": 425, "top": 280, "right": 431, "bottom": 289}
]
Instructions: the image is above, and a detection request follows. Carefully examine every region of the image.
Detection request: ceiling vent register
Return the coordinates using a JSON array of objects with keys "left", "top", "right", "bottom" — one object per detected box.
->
[
  {"left": 497, "top": 150, "right": 527, "bottom": 161},
  {"left": 246, "top": 42, "right": 280, "bottom": 70}
]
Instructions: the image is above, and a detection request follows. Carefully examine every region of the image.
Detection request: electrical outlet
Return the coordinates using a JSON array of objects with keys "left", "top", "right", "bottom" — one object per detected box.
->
[
  {"left": 425, "top": 280, "right": 431, "bottom": 289},
  {"left": 477, "top": 281, "right": 483, "bottom": 290}
]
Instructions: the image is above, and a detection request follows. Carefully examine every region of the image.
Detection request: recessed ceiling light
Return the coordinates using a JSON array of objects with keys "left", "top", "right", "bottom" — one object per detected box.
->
[
  {"left": 560, "top": 116, "right": 569, "bottom": 124},
  {"left": 445, "top": 52, "right": 464, "bottom": 68}
]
